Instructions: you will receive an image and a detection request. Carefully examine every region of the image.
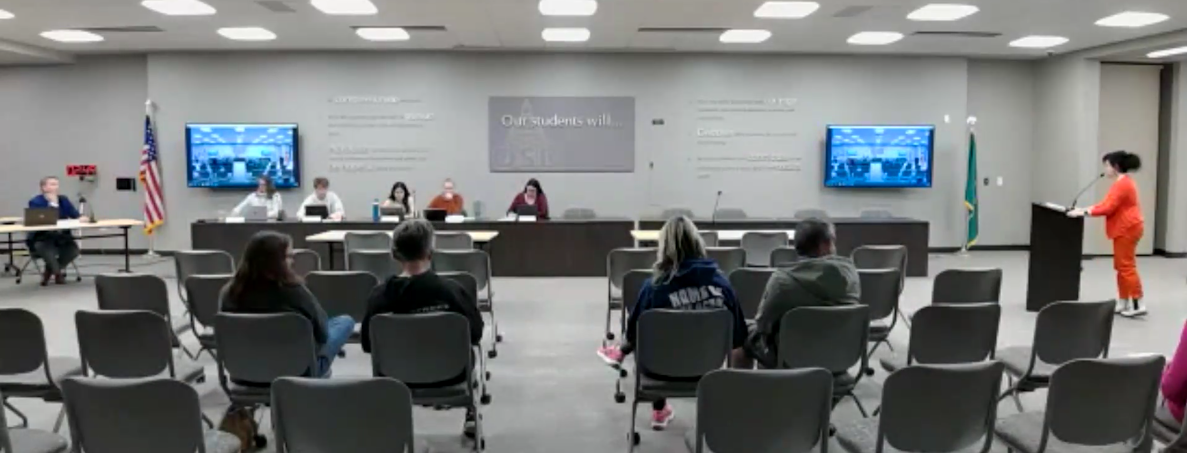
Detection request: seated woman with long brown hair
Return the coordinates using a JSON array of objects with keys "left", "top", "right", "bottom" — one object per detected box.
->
[{"left": 220, "top": 230, "right": 355, "bottom": 378}]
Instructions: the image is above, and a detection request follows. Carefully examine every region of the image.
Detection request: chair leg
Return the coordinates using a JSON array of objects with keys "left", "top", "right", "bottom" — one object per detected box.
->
[
  {"left": 52, "top": 406, "right": 66, "bottom": 433},
  {"left": 604, "top": 298, "right": 615, "bottom": 343},
  {"left": 175, "top": 333, "right": 198, "bottom": 360},
  {"left": 998, "top": 376, "right": 1025, "bottom": 413},
  {"left": 3, "top": 399, "right": 28, "bottom": 428},
  {"left": 849, "top": 393, "right": 869, "bottom": 418},
  {"left": 627, "top": 397, "right": 640, "bottom": 452},
  {"left": 202, "top": 413, "right": 215, "bottom": 429},
  {"left": 871, "top": 404, "right": 882, "bottom": 417},
  {"left": 897, "top": 310, "right": 911, "bottom": 329}
]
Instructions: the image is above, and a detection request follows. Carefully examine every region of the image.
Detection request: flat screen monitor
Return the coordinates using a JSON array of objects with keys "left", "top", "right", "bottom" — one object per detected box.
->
[
  {"left": 186, "top": 123, "right": 300, "bottom": 189},
  {"left": 824, "top": 125, "right": 934, "bottom": 188}
]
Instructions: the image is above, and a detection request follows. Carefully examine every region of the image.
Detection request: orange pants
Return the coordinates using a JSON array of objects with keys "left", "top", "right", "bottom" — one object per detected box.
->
[{"left": 1112, "top": 231, "right": 1143, "bottom": 300}]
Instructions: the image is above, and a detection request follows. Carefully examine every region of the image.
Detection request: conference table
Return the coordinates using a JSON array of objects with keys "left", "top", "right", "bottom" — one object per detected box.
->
[
  {"left": 192, "top": 216, "right": 929, "bottom": 277},
  {"left": 306, "top": 230, "right": 499, "bottom": 270},
  {"left": 0, "top": 219, "right": 144, "bottom": 274},
  {"left": 630, "top": 229, "right": 797, "bottom": 242}
]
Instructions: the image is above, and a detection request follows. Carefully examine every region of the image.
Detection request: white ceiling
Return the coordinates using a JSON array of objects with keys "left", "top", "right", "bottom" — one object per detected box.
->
[{"left": 0, "top": 0, "right": 1186, "bottom": 63}]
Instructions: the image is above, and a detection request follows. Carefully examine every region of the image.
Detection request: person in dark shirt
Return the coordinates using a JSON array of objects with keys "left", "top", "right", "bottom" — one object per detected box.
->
[
  {"left": 219, "top": 230, "right": 355, "bottom": 379},
  {"left": 27, "top": 176, "right": 85, "bottom": 285},
  {"left": 360, "top": 218, "right": 484, "bottom": 438},
  {"left": 596, "top": 216, "right": 748, "bottom": 431}
]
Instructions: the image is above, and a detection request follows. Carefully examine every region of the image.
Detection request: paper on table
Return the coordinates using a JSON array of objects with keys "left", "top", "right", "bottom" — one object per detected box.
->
[
  {"left": 224, "top": 217, "right": 246, "bottom": 224},
  {"left": 380, "top": 216, "right": 402, "bottom": 223},
  {"left": 445, "top": 215, "right": 465, "bottom": 224},
  {"left": 301, "top": 216, "right": 322, "bottom": 223},
  {"left": 1043, "top": 202, "right": 1067, "bottom": 211}
]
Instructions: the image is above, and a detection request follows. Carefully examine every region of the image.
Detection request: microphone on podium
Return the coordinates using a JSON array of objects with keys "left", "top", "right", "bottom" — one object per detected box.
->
[{"left": 1068, "top": 173, "right": 1106, "bottom": 211}]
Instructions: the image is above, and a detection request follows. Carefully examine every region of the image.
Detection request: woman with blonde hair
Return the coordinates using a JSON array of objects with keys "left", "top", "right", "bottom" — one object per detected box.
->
[{"left": 596, "top": 216, "right": 747, "bottom": 430}]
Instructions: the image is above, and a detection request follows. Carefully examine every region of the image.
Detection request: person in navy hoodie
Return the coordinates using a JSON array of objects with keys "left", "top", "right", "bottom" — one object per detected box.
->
[
  {"left": 27, "top": 176, "right": 85, "bottom": 285},
  {"left": 597, "top": 215, "right": 747, "bottom": 431}
]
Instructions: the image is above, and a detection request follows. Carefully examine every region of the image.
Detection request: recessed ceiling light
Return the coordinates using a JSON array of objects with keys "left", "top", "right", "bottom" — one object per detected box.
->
[
  {"left": 1095, "top": 11, "right": 1169, "bottom": 28},
  {"left": 542, "top": 27, "right": 590, "bottom": 42},
  {"left": 1008, "top": 35, "right": 1068, "bottom": 49},
  {"left": 754, "top": 1, "right": 819, "bottom": 19},
  {"left": 40, "top": 30, "right": 104, "bottom": 43},
  {"left": 907, "top": 4, "right": 978, "bottom": 21},
  {"left": 356, "top": 27, "right": 410, "bottom": 41},
  {"left": 141, "top": 0, "right": 216, "bottom": 16},
  {"left": 310, "top": 0, "right": 376, "bottom": 15},
  {"left": 847, "top": 31, "right": 903, "bottom": 45},
  {"left": 0, "top": 9, "right": 13, "bottom": 19},
  {"left": 217, "top": 27, "right": 276, "bottom": 41},
  {"left": 720, "top": 29, "right": 772, "bottom": 44},
  {"left": 538, "top": 0, "right": 597, "bottom": 17},
  {"left": 1148, "top": 46, "right": 1187, "bottom": 59}
]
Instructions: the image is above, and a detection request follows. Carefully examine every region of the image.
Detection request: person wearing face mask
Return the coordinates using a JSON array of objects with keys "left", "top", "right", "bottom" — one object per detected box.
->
[
  {"left": 506, "top": 178, "right": 550, "bottom": 219},
  {"left": 1068, "top": 150, "right": 1146, "bottom": 317},
  {"left": 298, "top": 177, "right": 345, "bottom": 220},
  {"left": 232, "top": 175, "right": 283, "bottom": 219},
  {"left": 426, "top": 178, "right": 465, "bottom": 215},
  {"left": 382, "top": 181, "right": 417, "bottom": 218},
  {"left": 27, "top": 176, "right": 87, "bottom": 285}
]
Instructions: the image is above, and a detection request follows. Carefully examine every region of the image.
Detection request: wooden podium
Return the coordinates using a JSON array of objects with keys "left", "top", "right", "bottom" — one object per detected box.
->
[{"left": 1025, "top": 203, "right": 1084, "bottom": 312}]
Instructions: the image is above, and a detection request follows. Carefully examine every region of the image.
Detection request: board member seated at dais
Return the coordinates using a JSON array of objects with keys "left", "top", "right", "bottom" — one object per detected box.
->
[
  {"left": 382, "top": 181, "right": 417, "bottom": 218},
  {"left": 27, "top": 176, "right": 86, "bottom": 285},
  {"left": 298, "top": 177, "right": 345, "bottom": 220},
  {"left": 232, "top": 175, "right": 283, "bottom": 220},
  {"left": 426, "top": 178, "right": 465, "bottom": 215},
  {"left": 506, "top": 178, "right": 550, "bottom": 219}
]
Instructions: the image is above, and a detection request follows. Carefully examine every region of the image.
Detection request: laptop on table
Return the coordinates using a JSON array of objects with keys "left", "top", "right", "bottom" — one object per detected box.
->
[
  {"left": 305, "top": 205, "right": 330, "bottom": 219},
  {"left": 24, "top": 208, "right": 58, "bottom": 227},
  {"left": 242, "top": 206, "right": 269, "bottom": 221},
  {"left": 423, "top": 208, "right": 447, "bottom": 222}
]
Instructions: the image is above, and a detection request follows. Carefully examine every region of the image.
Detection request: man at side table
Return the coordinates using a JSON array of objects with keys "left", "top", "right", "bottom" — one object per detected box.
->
[
  {"left": 27, "top": 176, "right": 86, "bottom": 285},
  {"left": 426, "top": 178, "right": 465, "bottom": 215}
]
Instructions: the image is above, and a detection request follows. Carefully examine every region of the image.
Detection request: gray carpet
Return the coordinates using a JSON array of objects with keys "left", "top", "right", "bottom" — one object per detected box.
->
[{"left": 0, "top": 251, "right": 1182, "bottom": 453}]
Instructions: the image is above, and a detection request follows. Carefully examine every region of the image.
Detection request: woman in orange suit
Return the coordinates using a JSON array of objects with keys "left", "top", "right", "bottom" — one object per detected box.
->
[{"left": 1069, "top": 150, "right": 1145, "bottom": 317}]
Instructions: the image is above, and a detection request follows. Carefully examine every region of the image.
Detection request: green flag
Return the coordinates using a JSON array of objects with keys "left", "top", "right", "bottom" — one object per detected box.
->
[{"left": 964, "top": 132, "right": 979, "bottom": 247}]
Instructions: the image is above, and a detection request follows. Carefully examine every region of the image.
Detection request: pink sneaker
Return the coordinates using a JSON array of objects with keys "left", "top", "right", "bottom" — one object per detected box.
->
[
  {"left": 597, "top": 345, "right": 625, "bottom": 367},
  {"left": 651, "top": 404, "right": 674, "bottom": 430}
]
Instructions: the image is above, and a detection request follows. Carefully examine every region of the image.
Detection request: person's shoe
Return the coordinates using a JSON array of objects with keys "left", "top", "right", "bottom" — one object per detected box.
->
[
  {"left": 54, "top": 272, "right": 66, "bottom": 285},
  {"left": 650, "top": 404, "right": 674, "bottom": 431},
  {"left": 1121, "top": 300, "right": 1148, "bottom": 318},
  {"left": 39, "top": 269, "right": 52, "bottom": 286},
  {"left": 597, "top": 345, "right": 626, "bottom": 368},
  {"left": 1115, "top": 299, "right": 1127, "bottom": 314},
  {"left": 463, "top": 410, "right": 478, "bottom": 439}
]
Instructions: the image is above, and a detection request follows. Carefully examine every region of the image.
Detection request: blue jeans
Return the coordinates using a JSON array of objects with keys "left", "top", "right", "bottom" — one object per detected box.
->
[{"left": 317, "top": 315, "right": 356, "bottom": 378}]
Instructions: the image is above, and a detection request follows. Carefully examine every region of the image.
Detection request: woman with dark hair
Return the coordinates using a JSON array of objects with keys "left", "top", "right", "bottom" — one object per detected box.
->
[
  {"left": 220, "top": 231, "right": 355, "bottom": 378},
  {"left": 382, "top": 181, "right": 417, "bottom": 217},
  {"left": 1069, "top": 150, "right": 1146, "bottom": 317},
  {"left": 232, "top": 175, "right": 283, "bottom": 219},
  {"left": 507, "top": 178, "right": 550, "bottom": 219}
]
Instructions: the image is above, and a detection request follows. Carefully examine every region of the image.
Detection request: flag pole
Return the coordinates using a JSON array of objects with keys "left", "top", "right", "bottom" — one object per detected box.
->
[
  {"left": 958, "top": 116, "right": 977, "bottom": 257},
  {"left": 144, "top": 99, "right": 159, "bottom": 258}
]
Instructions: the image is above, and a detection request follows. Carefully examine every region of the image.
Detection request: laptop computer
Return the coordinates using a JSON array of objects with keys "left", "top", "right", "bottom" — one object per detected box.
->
[
  {"left": 514, "top": 204, "right": 539, "bottom": 217},
  {"left": 242, "top": 206, "right": 269, "bottom": 221},
  {"left": 380, "top": 205, "right": 406, "bottom": 217},
  {"left": 24, "top": 207, "right": 58, "bottom": 227},
  {"left": 305, "top": 205, "right": 330, "bottom": 219},
  {"left": 423, "top": 208, "right": 447, "bottom": 222}
]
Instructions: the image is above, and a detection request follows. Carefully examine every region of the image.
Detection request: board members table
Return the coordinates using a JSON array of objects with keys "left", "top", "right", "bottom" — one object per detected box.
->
[
  {"left": 631, "top": 229, "right": 797, "bottom": 243},
  {"left": 306, "top": 230, "right": 499, "bottom": 270},
  {"left": 0, "top": 219, "right": 144, "bottom": 273},
  {"left": 191, "top": 219, "right": 636, "bottom": 277},
  {"left": 636, "top": 217, "right": 930, "bottom": 276}
]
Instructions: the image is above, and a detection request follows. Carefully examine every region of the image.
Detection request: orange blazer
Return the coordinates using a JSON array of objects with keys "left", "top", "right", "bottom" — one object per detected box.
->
[{"left": 1089, "top": 175, "right": 1144, "bottom": 239}]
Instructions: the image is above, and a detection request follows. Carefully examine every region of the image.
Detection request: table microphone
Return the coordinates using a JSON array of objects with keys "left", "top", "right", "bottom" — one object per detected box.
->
[
  {"left": 710, "top": 190, "right": 723, "bottom": 224},
  {"left": 1068, "top": 173, "right": 1105, "bottom": 211}
]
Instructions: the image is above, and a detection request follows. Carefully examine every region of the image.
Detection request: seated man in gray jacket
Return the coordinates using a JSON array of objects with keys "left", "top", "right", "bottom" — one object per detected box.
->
[{"left": 746, "top": 218, "right": 861, "bottom": 367}]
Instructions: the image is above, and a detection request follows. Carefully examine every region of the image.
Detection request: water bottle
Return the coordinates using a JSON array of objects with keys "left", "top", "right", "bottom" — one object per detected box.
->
[{"left": 371, "top": 199, "right": 380, "bottom": 222}]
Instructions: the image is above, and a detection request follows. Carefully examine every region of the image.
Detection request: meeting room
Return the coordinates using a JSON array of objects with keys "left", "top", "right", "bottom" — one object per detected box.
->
[{"left": 4, "top": 0, "right": 1187, "bottom": 452}]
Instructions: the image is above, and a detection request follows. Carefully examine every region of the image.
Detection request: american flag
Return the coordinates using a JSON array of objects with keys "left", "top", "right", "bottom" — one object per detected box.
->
[{"left": 140, "top": 115, "right": 165, "bottom": 234}]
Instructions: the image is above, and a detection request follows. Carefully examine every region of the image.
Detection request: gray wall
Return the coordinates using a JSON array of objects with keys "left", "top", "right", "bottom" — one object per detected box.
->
[
  {"left": 1, "top": 53, "right": 1043, "bottom": 252},
  {"left": 0, "top": 56, "right": 149, "bottom": 250}
]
